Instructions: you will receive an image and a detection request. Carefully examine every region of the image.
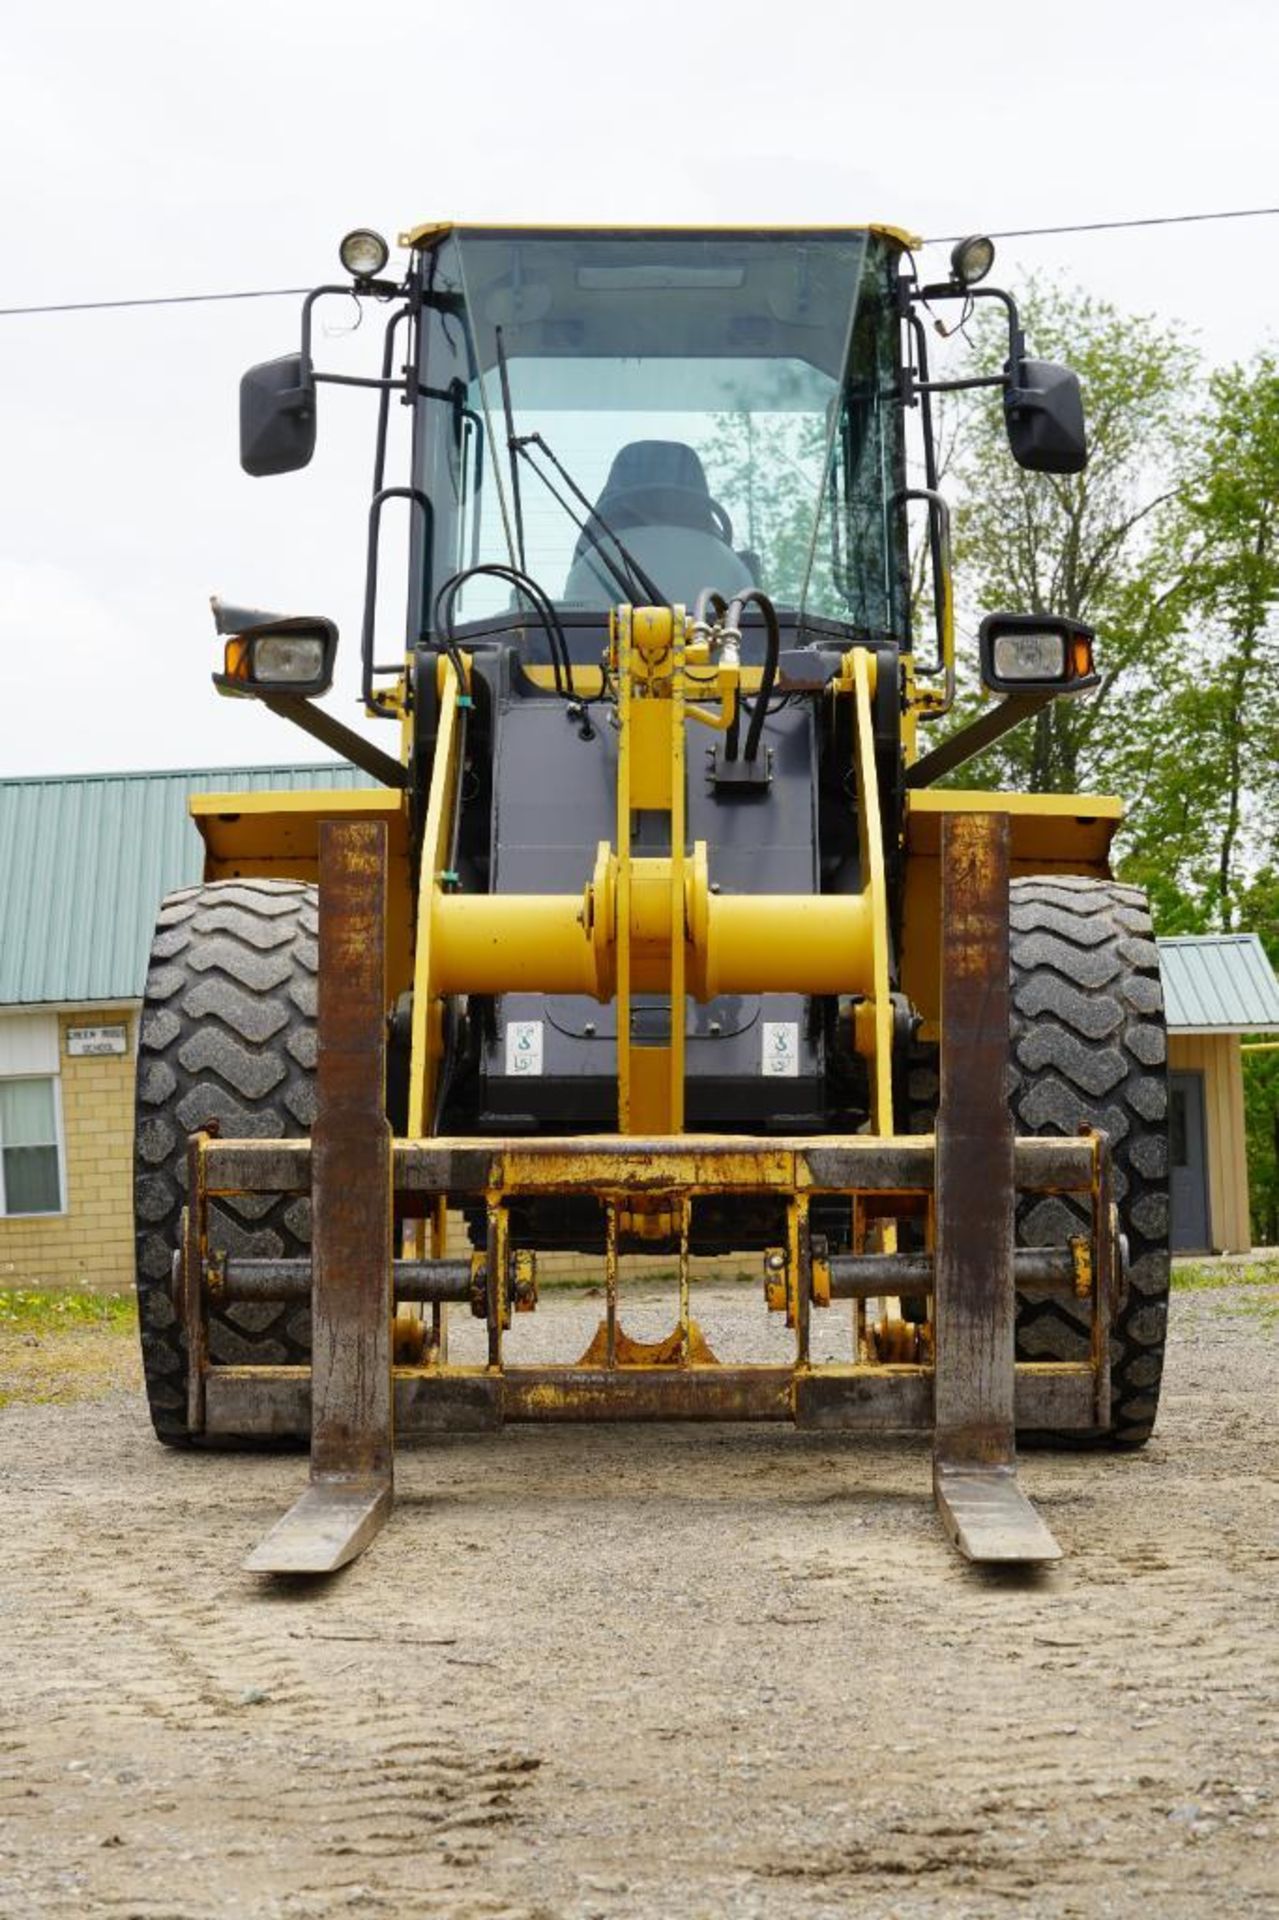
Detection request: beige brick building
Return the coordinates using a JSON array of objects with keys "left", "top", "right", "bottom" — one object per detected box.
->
[
  {"left": 0, "top": 766, "right": 370, "bottom": 1293},
  {"left": 1159, "top": 935, "right": 1279, "bottom": 1255},
  {"left": 0, "top": 1009, "right": 139, "bottom": 1289}
]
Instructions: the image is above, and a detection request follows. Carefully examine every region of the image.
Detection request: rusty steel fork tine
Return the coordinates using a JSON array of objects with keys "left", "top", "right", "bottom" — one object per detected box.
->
[
  {"left": 246, "top": 820, "right": 394, "bottom": 1576},
  {"left": 932, "top": 812, "right": 1061, "bottom": 1565}
]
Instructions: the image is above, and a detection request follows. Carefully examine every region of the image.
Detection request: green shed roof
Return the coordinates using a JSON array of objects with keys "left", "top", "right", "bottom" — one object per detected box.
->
[
  {"left": 6, "top": 772, "right": 1277, "bottom": 1033},
  {"left": 1157, "top": 934, "right": 1279, "bottom": 1035},
  {"left": 0, "top": 764, "right": 377, "bottom": 1007}
]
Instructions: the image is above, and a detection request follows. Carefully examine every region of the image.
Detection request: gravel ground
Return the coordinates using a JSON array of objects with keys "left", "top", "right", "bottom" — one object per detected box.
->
[{"left": 0, "top": 1279, "right": 1276, "bottom": 1919}]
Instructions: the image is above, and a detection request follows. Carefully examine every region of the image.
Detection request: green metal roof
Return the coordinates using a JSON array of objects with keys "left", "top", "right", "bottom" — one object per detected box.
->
[
  {"left": 5, "top": 771, "right": 1276, "bottom": 1032},
  {"left": 0, "top": 764, "right": 377, "bottom": 1007},
  {"left": 1158, "top": 934, "right": 1279, "bottom": 1035}
]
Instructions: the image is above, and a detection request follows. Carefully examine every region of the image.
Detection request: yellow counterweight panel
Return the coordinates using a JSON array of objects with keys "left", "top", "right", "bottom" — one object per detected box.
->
[
  {"left": 905, "top": 788, "right": 1123, "bottom": 862},
  {"left": 191, "top": 786, "right": 414, "bottom": 1000},
  {"left": 899, "top": 788, "right": 1122, "bottom": 1035}
]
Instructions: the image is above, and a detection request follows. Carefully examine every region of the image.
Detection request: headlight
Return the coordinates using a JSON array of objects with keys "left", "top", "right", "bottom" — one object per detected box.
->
[
  {"left": 978, "top": 613, "right": 1098, "bottom": 697},
  {"left": 339, "top": 228, "right": 390, "bottom": 279},
  {"left": 214, "top": 616, "right": 338, "bottom": 699},
  {"left": 992, "top": 630, "right": 1068, "bottom": 682},
  {"left": 253, "top": 634, "right": 326, "bottom": 682}
]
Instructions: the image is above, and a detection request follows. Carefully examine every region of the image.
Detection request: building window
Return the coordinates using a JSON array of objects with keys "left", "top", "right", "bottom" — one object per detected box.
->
[{"left": 0, "top": 1076, "right": 64, "bottom": 1216}]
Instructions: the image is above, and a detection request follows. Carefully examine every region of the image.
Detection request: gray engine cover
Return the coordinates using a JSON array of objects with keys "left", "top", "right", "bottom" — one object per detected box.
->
[{"left": 477, "top": 689, "right": 826, "bottom": 1134}]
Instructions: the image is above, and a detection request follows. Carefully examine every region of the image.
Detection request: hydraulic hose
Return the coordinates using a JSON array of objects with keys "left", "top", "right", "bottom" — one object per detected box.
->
[
  {"left": 730, "top": 590, "right": 781, "bottom": 763},
  {"left": 692, "top": 587, "right": 728, "bottom": 630},
  {"left": 433, "top": 564, "right": 574, "bottom": 698}
]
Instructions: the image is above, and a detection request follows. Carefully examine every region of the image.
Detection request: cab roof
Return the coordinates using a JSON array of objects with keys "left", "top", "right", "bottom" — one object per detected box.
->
[{"left": 397, "top": 220, "right": 921, "bottom": 252}]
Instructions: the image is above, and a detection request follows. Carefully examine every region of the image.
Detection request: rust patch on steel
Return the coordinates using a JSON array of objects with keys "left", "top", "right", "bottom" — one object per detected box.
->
[
  {"left": 309, "top": 820, "right": 394, "bottom": 1483},
  {"left": 502, "top": 1366, "right": 793, "bottom": 1423},
  {"left": 205, "top": 1359, "right": 1101, "bottom": 1440},
  {"left": 573, "top": 1320, "right": 720, "bottom": 1369},
  {"left": 243, "top": 820, "right": 394, "bottom": 1575},
  {"left": 933, "top": 810, "right": 1016, "bottom": 1466},
  {"left": 201, "top": 1130, "right": 1098, "bottom": 1202}
]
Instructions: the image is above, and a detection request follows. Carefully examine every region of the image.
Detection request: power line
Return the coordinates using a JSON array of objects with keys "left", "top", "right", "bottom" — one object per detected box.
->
[
  {"left": 1, "top": 206, "right": 1277, "bottom": 316},
  {"left": 0, "top": 286, "right": 308, "bottom": 318},
  {"left": 924, "top": 205, "right": 1279, "bottom": 243}
]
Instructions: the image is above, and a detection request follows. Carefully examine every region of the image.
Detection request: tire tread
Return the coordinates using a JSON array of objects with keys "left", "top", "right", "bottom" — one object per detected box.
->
[
  {"left": 132, "top": 880, "right": 318, "bottom": 1443},
  {"left": 1009, "top": 876, "right": 1170, "bottom": 1446}
]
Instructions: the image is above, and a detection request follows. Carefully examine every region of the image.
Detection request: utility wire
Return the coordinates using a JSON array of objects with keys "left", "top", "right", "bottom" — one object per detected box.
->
[
  {"left": 924, "top": 206, "right": 1279, "bottom": 243},
  {"left": 1, "top": 207, "right": 1277, "bottom": 317},
  {"left": 0, "top": 286, "right": 309, "bottom": 318}
]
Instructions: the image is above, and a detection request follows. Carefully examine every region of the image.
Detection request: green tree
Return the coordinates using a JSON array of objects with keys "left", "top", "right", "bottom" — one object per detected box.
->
[
  {"left": 698, "top": 405, "right": 827, "bottom": 607},
  {"left": 1155, "top": 353, "right": 1279, "bottom": 1244},
  {"left": 1122, "top": 353, "right": 1279, "bottom": 932},
  {"left": 946, "top": 282, "right": 1198, "bottom": 798},
  {"left": 945, "top": 309, "right": 1279, "bottom": 1238},
  {"left": 1238, "top": 867, "right": 1279, "bottom": 1245}
]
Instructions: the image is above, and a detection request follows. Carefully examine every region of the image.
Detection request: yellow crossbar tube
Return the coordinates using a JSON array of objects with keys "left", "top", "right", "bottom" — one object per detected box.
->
[
  {"left": 697, "top": 892, "right": 873, "bottom": 999},
  {"left": 432, "top": 892, "right": 601, "bottom": 997},
  {"left": 430, "top": 880, "right": 874, "bottom": 1003}
]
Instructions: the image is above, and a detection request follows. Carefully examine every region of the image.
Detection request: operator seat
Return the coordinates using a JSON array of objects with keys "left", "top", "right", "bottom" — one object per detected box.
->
[{"left": 562, "top": 439, "right": 754, "bottom": 609}]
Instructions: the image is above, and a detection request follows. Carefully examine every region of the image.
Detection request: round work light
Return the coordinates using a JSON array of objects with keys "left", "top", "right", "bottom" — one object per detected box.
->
[
  {"left": 339, "top": 228, "right": 390, "bottom": 279},
  {"left": 949, "top": 234, "right": 995, "bottom": 287}
]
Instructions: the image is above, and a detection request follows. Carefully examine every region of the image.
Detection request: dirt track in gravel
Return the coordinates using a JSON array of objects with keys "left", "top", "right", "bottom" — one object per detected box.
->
[{"left": 1, "top": 1279, "right": 1276, "bottom": 1920}]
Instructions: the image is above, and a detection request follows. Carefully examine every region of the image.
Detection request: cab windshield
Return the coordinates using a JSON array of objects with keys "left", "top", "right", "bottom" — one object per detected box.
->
[{"left": 416, "top": 229, "right": 905, "bottom": 638}]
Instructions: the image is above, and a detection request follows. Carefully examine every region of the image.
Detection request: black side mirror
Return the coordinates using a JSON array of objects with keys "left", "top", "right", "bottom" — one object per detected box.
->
[
  {"left": 240, "top": 354, "right": 316, "bottom": 477},
  {"left": 1004, "top": 360, "right": 1087, "bottom": 475}
]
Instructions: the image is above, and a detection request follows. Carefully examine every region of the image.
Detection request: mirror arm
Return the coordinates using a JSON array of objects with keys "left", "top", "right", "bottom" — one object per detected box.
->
[
  {"left": 297, "top": 280, "right": 414, "bottom": 399},
  {"left": 913, "top": 372, "right": 1006, "bottom": 395},
  {"left": 904, "top": 692, "right": 1053, "bottom": 789},
  {"left": 261, "top": 694, "right": 407, "bottom": 789},
  {"left": 908, "top": 280, "right": 1027, "bottom": 386},
  {"left": 300, "top": 282, "right": 403, "bottom": 360},
  {"left": 313, "top": 370, "right": 410, "bottom": 393}
]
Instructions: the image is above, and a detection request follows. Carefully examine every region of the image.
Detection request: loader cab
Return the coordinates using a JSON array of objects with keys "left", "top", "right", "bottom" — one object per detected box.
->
[
  {"left": 411, "top": 227, "right": 912, "bottom": 657},
  {"left": 236, "top": 219, "right": 1087, "bottom": 729}
]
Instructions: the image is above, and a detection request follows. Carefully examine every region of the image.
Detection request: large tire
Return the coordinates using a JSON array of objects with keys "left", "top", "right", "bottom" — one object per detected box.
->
[
  {"left": 133, "top": 880, "right": 318, "bottom": 1445},
  {"left": 904, "top": 876, "right": 1171, "bottom": 1446},
  {"left": 1009, "top": 875, "right": 1170, "bottom": 1445}
]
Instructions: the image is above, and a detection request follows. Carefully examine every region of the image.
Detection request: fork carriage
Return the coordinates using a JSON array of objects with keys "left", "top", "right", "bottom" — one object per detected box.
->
[{"left": 175, "top": 813, "right": 1122, "bottom": 1574}]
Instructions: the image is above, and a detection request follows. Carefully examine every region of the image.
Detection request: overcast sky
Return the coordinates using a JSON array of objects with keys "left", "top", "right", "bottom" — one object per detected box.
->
[{"left": 2, "top": 0, "right": 1275, "bottom": 778}]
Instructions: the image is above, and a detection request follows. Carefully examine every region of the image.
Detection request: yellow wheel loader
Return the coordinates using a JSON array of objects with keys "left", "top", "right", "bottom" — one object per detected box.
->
[{"left": 134, "top": 224, "right": 1170, "bottom": 1573}]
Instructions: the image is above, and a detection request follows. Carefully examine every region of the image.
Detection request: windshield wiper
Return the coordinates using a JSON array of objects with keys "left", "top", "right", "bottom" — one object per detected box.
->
[
  {"left": 512, "top": 430, "right": 666, "bottom": 607},
  {"left": 490, "top": 326, "right": 665, "bottom": 607},
  {"left": 493, "top": 326, "right": 528, "bottom": 574}
]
